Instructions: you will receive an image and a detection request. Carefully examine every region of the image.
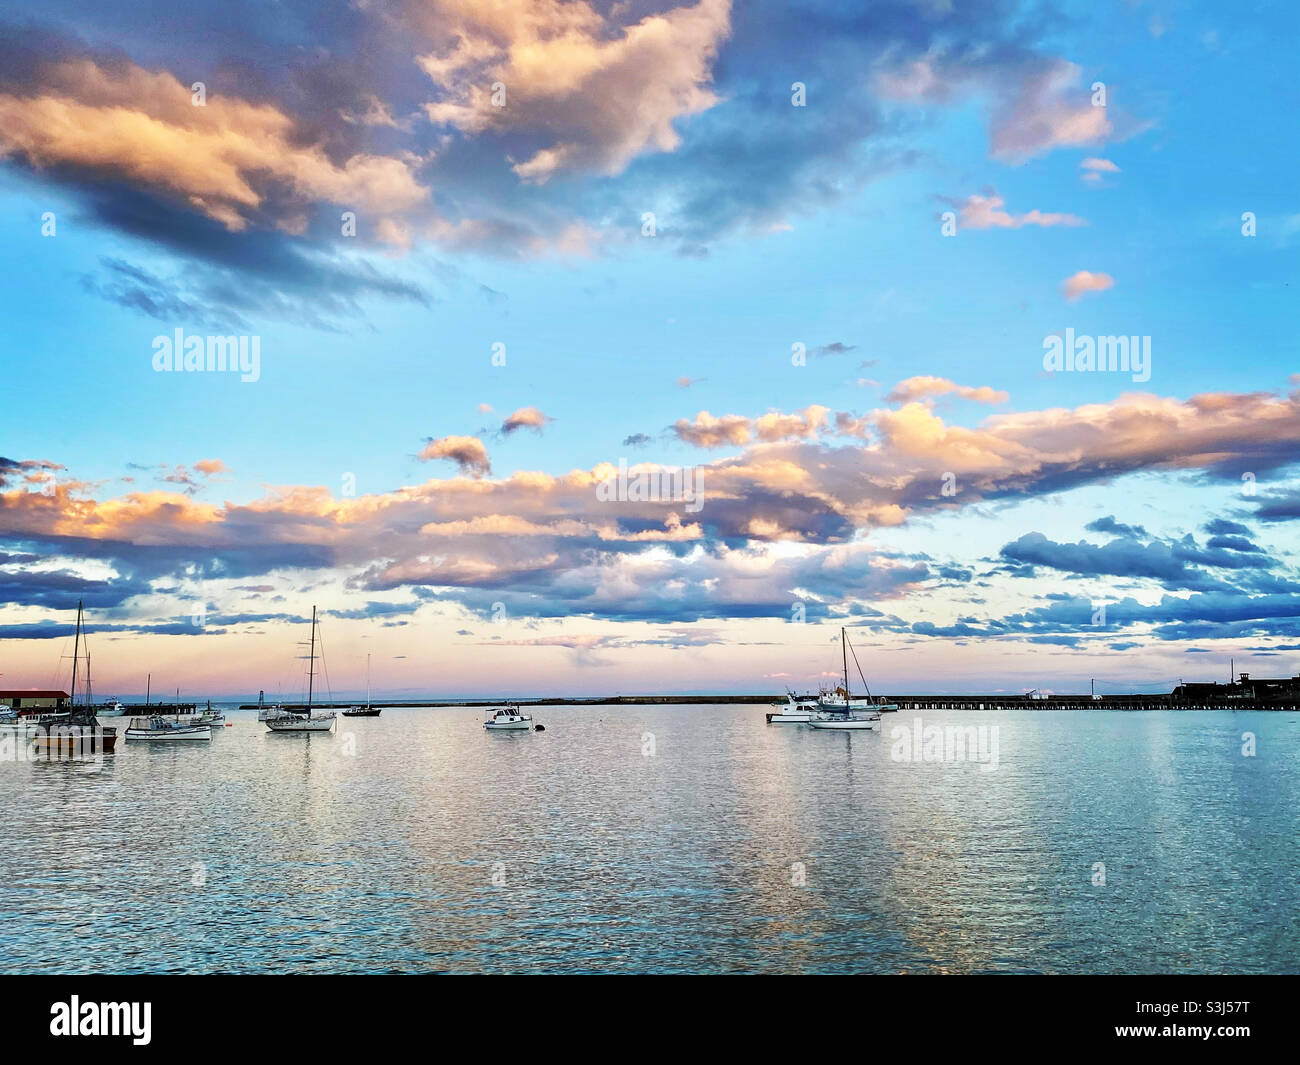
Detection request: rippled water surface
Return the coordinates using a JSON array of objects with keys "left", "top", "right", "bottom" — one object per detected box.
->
[{"left": 0, "top": 706, "right": 1296, "bottom": 973}]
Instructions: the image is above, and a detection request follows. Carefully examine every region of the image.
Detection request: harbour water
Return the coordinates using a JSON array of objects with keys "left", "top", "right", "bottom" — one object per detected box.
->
[{"left": 0, "top": 706, "right": 1295, "bottom": 974}]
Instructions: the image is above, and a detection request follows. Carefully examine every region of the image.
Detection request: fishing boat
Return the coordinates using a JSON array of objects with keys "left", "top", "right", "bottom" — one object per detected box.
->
[
  {"left": 343, "top": 654, "right": 381, "bottom": 717},
  {"left": 124, "top": 715, "right": 211, "bottom": 742},
  {"left": 766, "top": 692, "right": 818, "bottom": 723},
  {"left": 197, "top": 700, "right": 226, "bottom": 731},
  {"left": 484, "top": 704, "right": 533, "bottom": 731},
  {"left": 29, "top": 601, "right": 119, "bottom": 755},
  {"left": 97, "top": 701, "right": 127, "bottom": 717},
  {"left": 264, "top": 606, "right": 337, "bottom": 734},
  {"left": 807, "top": 627, "right": 883, "bottom": 731}
]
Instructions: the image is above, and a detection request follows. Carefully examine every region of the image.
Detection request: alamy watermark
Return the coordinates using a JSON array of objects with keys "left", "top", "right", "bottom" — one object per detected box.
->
[
  {"left": 152, "top": 328, "right": 260, "bottom": 383},
  {"left": 596, "top": 458, "right": 704, "bottom": 513},
  {"left": 1042, "top": 328, "right": 1150, "bottom": 383},
  {"left": 890, "top": 720, "right": 1000, "bottom": 772}
]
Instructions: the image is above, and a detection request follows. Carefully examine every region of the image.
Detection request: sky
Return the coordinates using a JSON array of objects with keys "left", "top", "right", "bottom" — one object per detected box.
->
[{"left": 0, "top": 0, "right": 1298, "bottom": 700}]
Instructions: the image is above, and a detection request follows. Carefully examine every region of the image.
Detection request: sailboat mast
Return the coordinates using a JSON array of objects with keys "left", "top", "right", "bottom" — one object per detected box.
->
[
  {"left": 842, "top": 626, "right": 849, "bottom": 697},
  {"left": 307, "top": 606, "right": 316, "bottom": 714},
  {"left": 366, "top": 652, "right": 371, "bottom": 710},
  {"left": 146, "top": 673, "right": 151, "bottom": 707},
  {"left": 70, "top": 600, "right": 83, "bottom": 710}
]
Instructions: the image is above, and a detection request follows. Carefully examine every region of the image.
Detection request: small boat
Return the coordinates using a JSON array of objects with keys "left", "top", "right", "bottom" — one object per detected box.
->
[
  {"left": 197, "top": 700, "right": 226, "bottom": 731},
  {"left": 484, "top": 704, "right": 532, "bottom": 731},
  {"left": 766, "top": 692, "right": 818, "bottom": 723},
  {"left": 0, "top": 705, "right": 15, "bottom": 723},
  {"left": 264, "top": 606, "right": 336, "bottom": 734},
  {"left": 343, "top": 654, "right": 381, "bottom": 717},
  {"left": 28, "top": 602, "right": 118, "bottom": 754},
  {"left": 97, "top": 701, "right": 127, "bottom": 717},
  {"left": 806, "top": 627, "right": 884, "bottom": 731},
  {"left": 125, "top": 715, "right": 211, "bottom": 742}
]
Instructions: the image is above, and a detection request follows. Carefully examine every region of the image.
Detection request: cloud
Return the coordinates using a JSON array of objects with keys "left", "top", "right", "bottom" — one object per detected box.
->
[
  {"left": 673, "top": 406, "right": 830, "bottom": 447},
  {"left": 877, "top": 55, "right": 1131, "bottom": 164},
  {"left": 1062, "top": 270, "right": 1114, "bottom": 301},
  {"left": 623, "top": 433, "right": 653, "bottom": 448},
  {"left": 0, "top": 56, "right": 426, "bottom": 233},
  {"left": 195, "top": 459, "right": 228, "bottom": 476},
  {"left": 417, "top": 435, "right": 492, "bottom": 477},
  {"left": 5, "top": 387, "right": 1299, "bottom": 625},
  {"left": 415, "top": 0, "right": 733, "bottom": 182},
  {"left": 501, "top": 406, "right": 553, "bottom": 435},
  {"left": 944, "top": 192, "right": 1086, "bottom": 230},
  {"left": 885, "top": 377, "right": 1009, "bottom": 405}
]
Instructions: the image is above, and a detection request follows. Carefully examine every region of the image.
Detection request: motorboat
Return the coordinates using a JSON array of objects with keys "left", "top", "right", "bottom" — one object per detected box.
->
[
  {"left": 484, "top": 705, "right": 533, "bottom": 731},
  {"left": 766, "top": 692, "right": 818, "bottom": 723},
  {"left": 125, "top": 715, "right": 212, "bottom": 741}
]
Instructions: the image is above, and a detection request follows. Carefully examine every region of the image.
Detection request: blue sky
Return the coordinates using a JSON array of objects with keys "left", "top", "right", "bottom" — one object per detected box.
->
[{"left": 0, "top": 0, "right": 1297, "bottom": 699}]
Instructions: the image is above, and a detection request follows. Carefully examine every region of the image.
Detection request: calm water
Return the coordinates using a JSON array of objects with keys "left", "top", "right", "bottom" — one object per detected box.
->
[{"left": 0, "top": 706, "right": 1296, "bottom": 974}]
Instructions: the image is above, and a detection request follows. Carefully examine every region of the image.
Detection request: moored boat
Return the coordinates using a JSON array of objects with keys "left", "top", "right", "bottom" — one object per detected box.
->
[
  {"left": 28, "top": 602, "right": 118, "bottom": 755},
  {"left": 263, "top": 606, "right": 336, "bottom": 734},
  {"left": 485, "top": 704, "right": 532, "bottom": 731},
  {"left": 766, "top": 692, "right": 818, "bottom": 723},
  {"left": 343, "top": 654, "right": 381, "bottom": 717},
  {"left": 125, "top": 715, "right": 211, "bottom": 741},
  {"left": 806, "top": 627, "right": 884, "bottom": 732}
]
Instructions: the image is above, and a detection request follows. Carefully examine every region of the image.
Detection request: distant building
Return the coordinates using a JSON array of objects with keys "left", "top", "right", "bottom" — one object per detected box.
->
[
  {"left": 0, "top": 689, "right": 70, "bottom": 710},
  {"left": 1171, "top": 673, "right": 1300, "bottom": 705}
]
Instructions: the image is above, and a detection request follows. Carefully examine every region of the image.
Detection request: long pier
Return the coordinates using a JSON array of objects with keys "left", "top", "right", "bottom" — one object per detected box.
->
[{"left": 236, "top": 694, "right": 1298, "bottom": 711}]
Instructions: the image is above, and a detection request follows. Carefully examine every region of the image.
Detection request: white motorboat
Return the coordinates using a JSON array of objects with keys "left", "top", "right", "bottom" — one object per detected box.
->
[
  {"left": 125, "top": 715, "right": 211, "bottom": 741},
  {"left": 766, "top": 692, "right": 818, "bottom": 723},
  {"left": 263, "top": 606, "right": 336, "bottom": 734},
  {"left": 97, "top": 701, "right": 127, "bottom": 717},
  {"left": 484, "top": 705, "right": 533, "bottom": 731}
]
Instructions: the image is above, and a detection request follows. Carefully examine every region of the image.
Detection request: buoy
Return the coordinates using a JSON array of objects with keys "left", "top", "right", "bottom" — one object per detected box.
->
[{"left": 534, "top": 724, "right": 546, "bottom": 732}]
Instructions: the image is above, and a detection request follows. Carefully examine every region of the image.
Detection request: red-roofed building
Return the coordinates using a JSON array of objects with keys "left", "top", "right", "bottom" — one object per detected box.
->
[{"left": 0, "top": 690, "right": 70, "bottom": 711}]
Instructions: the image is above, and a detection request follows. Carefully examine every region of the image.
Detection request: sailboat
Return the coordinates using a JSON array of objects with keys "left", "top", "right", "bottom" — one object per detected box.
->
[
  {"left": 30, "top": 601, "right": 119, "bottom": 754},
  {"left": 264, "top": 606, "right": 337, "bottom": 733},
  {"left": 343, "top": 654, "right": 381, "bottom": 717},
  {"left": 807, "top": 627, "right": 884, "bottom": 731}
]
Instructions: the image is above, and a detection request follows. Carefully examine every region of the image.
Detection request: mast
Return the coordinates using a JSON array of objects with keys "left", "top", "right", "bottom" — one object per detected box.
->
[
  {"left": 842, "top": 626, "right": 849, "bottom": 698},
  {"left": 146, "top": 673, "right": 151, "bottom": 707},
  {"left": 70, "top": 600, "right": 83, "bottom": 711},
  {"left": 366, "top": 652, "right": 371, "bottom": 710},
  {"left": 306, "top": 606, "right": 317, "bottom": 715}
]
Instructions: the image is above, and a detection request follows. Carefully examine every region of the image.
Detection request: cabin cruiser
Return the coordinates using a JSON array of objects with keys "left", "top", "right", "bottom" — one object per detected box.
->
[
  {"left": 766, "top": 692, "right": 818, "bottom": 723},
  {"left": 484, "top": 705, "right": 533, "bottom": 731},
  {"left": 125, "top": 715, "right": 212, "bottom": 742}
]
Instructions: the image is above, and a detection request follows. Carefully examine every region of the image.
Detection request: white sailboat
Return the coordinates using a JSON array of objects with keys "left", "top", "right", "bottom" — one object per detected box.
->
[
  {"left": 264, "top": 606, "right": 337, "bottom": 734},
  {"left": 807, "top": 628, "right": 883, "bottom": 731}
]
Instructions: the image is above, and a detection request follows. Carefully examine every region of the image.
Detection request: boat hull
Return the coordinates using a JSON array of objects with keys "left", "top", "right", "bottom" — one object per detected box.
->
[
  {"left": 265, "top": 714, "right": 336, "bottom": 733},
  {"left": 342, "top": 708, "right": 381, "bottom": 717},
  {"left": 28, "top": 726, "right": 118, "bottom": 753},
  {"left": 807, "top": 715, "right": 881, "bottom": 730},
  {"left": 125, "top": 725, "right": 210, "bottom": 742},
  {"left": 766, "top": 712, "right": 813, "bottom": 723}
]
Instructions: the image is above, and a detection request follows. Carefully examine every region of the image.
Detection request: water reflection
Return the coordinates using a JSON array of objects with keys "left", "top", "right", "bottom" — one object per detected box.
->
[{"left": 0, "top": 706, "right": 1295, "bottom": 973}]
